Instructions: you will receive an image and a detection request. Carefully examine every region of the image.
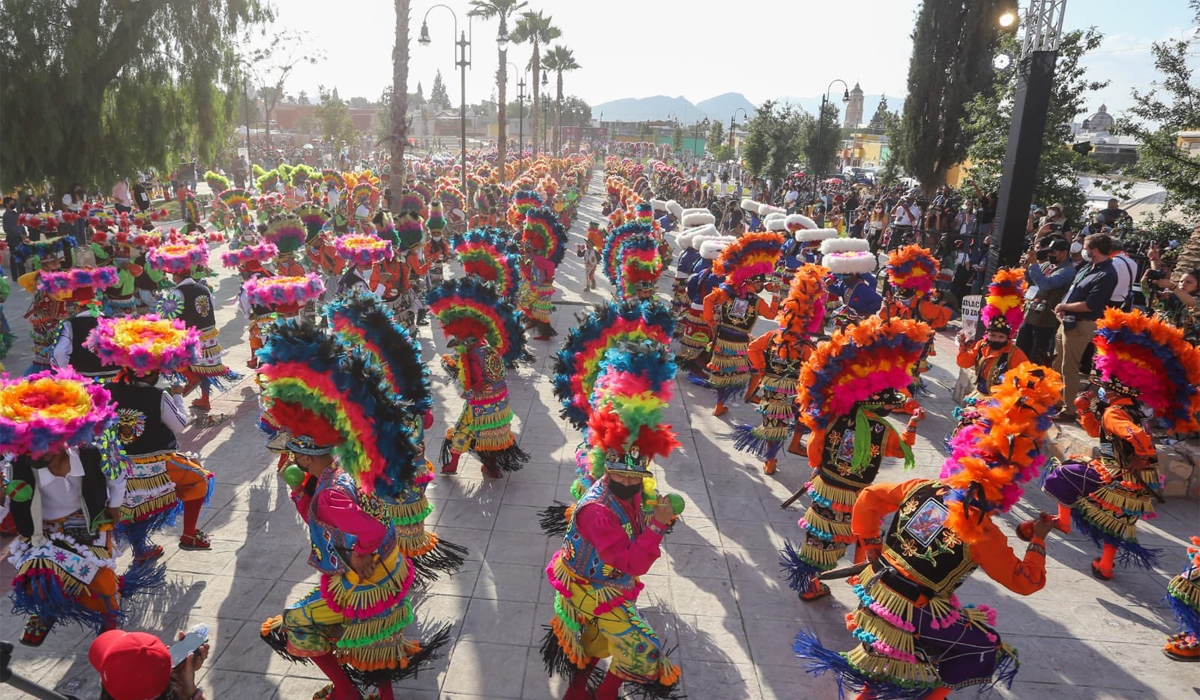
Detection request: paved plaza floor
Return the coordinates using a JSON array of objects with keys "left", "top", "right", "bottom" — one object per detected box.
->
[{"left": 2, "top": 175, "right": 1197, "bottom": 699}]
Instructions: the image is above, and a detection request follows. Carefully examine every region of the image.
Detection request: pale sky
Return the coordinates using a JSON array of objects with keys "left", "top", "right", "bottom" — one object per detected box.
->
[{"left": 258, "top": 0, "right": 1199, "bottom": 119}]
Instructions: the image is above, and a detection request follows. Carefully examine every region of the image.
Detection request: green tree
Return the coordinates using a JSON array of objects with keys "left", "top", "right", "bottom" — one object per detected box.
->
[
  {"left": 541, "top": 44, "right": 580, "bottom": 155},
  {"left": 0, "top": 0, "right": 270, "bottom": 193},
  {"left": 246, "top": 30, "right": 324, "bottom": 153},
  {"left": 430, "top": 69, "right": 451, "bottom": 107},
  {"left": 511, "top": 10, "right": 561, "bottom": 157},
  {"left": 315, "top": 86, "right": 358, "bottom": 149},
  {"left": 961, "top": 28, "right": 1108, "bottom": 223},
  {"left": 803, "top": 101, "right": 841, "bottom": 177},
  {"left": 639, "top": 122, "right": 653, "bottom": 139},
  {"left": 742, "top": 100, "right": 806, "bottom": 184},
  {"left": 559, "top": 95, "right": 591, "bottom": 127},
  {"left": 897, "top": 0, "right": 1006, "bottom": 192},
  {"left": 469, "top": 0, "right": 527, "bottom": 171},
  {"left": 672, "top": 126, "right": 685, "bottom": 151},
  {"left": 706, "top": 120, "right": 727, "bottom": 157}
]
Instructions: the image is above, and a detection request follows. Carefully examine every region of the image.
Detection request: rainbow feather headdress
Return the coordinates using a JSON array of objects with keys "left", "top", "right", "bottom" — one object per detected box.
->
[
  {"left": 613, "top": 233, "right": 664, "bottom": 301},
  {"left": 713, "top": 231, "right": 783, "bottom": 290},
  {"left": 939, "top": 363, "right": 1062, "bottom": 542},
  {"left": 256, "top": 315, "right": 420, "bottom": 493},
  {"left": 36, "top": 267, "right": 119, "bottom": 301},
  {"left": 602, "top": 221, "right": 651, "bottom": 282},
  {"left": 425, "top": 277, "right": 526, "bottom": 366},
  {"left": 147, "top": 243, "right": 207, "bottom": 276},
  {"left": 1093, "top": 308, "right": 1200, "bottom": 433},
  {"left": 777, "top": 263, "right": 830, "bottom": 353},
  {"left": 293, "top": 204, "right": 331, "bottom": 238},
  {"left": 507, "top": 189, "right": 543, "bottom": 228},
  {"left": 553, "top": 300, "right": 675, "bottom": 430},
  {"left": 797, "top": 316, "right": 934, "bottom": 431},
  {"left": 394, "top": 192, "right": 427, "bottom": 251},
  {"left": 85, "top": 315, "right": 200, "bottom": 376},
  {"left": 0, "top": 367, "right": 115, "bottom": 458},
  {"left": 15, "top": 235, "right": 76, "bottom": 264},
  {"left": 887, "top": 245, "right": 940, "bottom": 296},
  {"left": 244, "top": 274, "right": 325, "bottom": 310},
  {"left": 522, "top": 207, "right": 567, "bottom": 266},
  {"left": 585, "top": 343, "right": 680, "bottom": 478},
  {"left": 335, "top": 234, "right": 394, "bottom": 267},
  {"left": 980, "top": 267, "right": 1027, "bottom": 335},
  {"left": 451, "top": 228, "right": 522, "bottom": 303},
  {"left": 220, "top": 242, "right": 278, "bottom": 269},
  {"left": 264, "top": 216, "right": 307, "bottom": 255}
]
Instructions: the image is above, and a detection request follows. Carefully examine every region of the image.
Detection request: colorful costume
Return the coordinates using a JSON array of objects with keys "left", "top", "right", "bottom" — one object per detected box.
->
[
  {"left": 604, "top": 222, "right": 666, "bottom": 303},
  {"left": 16, "top": 236, "right": 76, "bottom": 373},
  {"left": 701, "top": 232, "right": 783, "bottom": 414},
  {"left": 676, "top": 234, "right": 730, "bottom": 371},
  {"left": 542, "top": 341, "right": 684, "bottom": 700},
  {"left": 795, "top": 364, "right": 1062, "bottom": 699},
  {"left": 1165, "top": 537, "right": 1200, "bottom": 661},
  {"left": 521, "top": 207, "right": 568, "bottom": 339},
  {"left": 427, "top": 278, "right": 529, "bottom": 478},
  {"left": 44, "top": 267, "right": 122, "bottom": 381},
  {"left": 222, "top": 242, "right": 279, "bottom": 366},
  {"left": 780, "top": 317, "right": 933, "bottom": 601},
  {"left": 955, "top": 268, "right": 1028, "bottom": 399},
  {"left": 1036, "top": 308, "right": 1200, "bottom": 579},
  {"left": 733, "top": 263, "right": 828, "bottom": 475}
]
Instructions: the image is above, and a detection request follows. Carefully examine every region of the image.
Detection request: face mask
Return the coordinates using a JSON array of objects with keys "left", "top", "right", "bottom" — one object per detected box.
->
[
  {"left": 987, "top": 339, "right": 1007, "bottom": 350},
  {"left": 609, "top": 479, "right": 642, "bottom": 501}
]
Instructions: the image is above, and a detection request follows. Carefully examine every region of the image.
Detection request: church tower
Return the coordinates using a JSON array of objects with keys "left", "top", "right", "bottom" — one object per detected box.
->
[{"left": 844, "top": 82, "right": 864, "bottom": 128}]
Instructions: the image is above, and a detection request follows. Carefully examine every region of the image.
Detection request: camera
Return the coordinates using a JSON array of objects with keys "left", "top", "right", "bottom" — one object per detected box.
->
[
  {"left": 1036, "top": 248, "right": 1050, "bottom": 262},
  {"left": 1145, "top": 269, "right": 1168, "bottom": 285}
]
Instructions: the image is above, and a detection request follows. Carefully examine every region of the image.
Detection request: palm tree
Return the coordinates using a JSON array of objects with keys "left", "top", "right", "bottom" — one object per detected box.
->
[
  {"left": 468, "top": 0, "right": 527, "bottom": 173},
  {"left": 510, "top": 10, "right": 560, "bottom": 157},
  {"left": 540, "top": 45, "right": 579, "bottom": 156},
  {"left": 391, "top": 0, "right": 412, "bottom": 187}
]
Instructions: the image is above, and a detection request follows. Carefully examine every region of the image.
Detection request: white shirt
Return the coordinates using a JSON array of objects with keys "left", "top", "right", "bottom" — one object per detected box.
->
[
  {"left": 37, "top": 449, "right": 127, "bottom": 522},
  {"left": 159, "top": 387, "right": 190, "bottom": 436},
  {"left": 1110, "top": 253, "right": 1135, "bottom": 304},
  {"left": 891, "top": 204, "right": 919, "bottom": 227},
  {"left": 61, "top": 193, "right": 84, "bottom": 213}
]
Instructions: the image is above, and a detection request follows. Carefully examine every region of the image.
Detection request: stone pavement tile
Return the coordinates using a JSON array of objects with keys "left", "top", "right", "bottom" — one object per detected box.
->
[
  {"left": 668, "top": 575, "right": 737, "bottom": 617},
  {"left": 665, "top": 543, "right": 730, "bottom": 579},
  {"left": 432, "top": 524, "right": 494, "bottom": 561},
  {"left": 218, "top": 540, "right": 302, "bottom": 580},
  {"left": 250, "top": 579, "right": 319, "bottom": 623},
  {"left": 679, "top": 660, "right": 762, "bottom": 699},
  {"left": 207, "top": 618, "right": 299, "bottom": 676},
  {"left": 500, "top": 480, "right": 562, "bottom": 508},
  {"left": 1099, "top": 638, "right": 1197, "bottom": 698},
  {"left": 198, "top": 506, "right": 271, "bottom": 542},
  {"left": 460, "top": 598, "right": 537, "bottom": 646},
  {"left": 1006, "top": 634, "right": 1157, "bottom": 692},
  {"left": 474, "top": 561, "right": 544, "bottom": 603},
  {"left": 198, "top": 668, "right": 284, "bottom": 700},
  {"left": 438, "top": 496, "right": 502, "bottom": 530},
  {"left": 514, "top": 461, "right": 564, "bottom": 485},
  {"left": 164, "top": 573, "right": 273, "bottom": 621},
  {"left": 279, "top": 547, "right": 323, "bottom": 584},
  {"left": 724, "top": 546, "right": 785, "bottom": 583},
  {"left": 156, "top": 538, "right": 245, "bottom": 576},
  {"left": 8, "top": 651, "right": 88, "bottom": 689},
  {"left": 431, "top": 475, "right": 509, "bottom": 502},
  {"left": 744, "top": 619, "right": 842, "bottom": 667},
  {"left": 718, "top": 519, "right": 790, "bottom": 551},
  {"left": 494, "top": 504, "right": 546, "bottom": 533},
  {"left": 519, "top": 646, "right": 568, "bottom": 700},
  {"left": 486, "top": 529, "right": 552, "bottom": 567},
  {"left": 757, "top": 661, "right": 843, "bottom": 700},
  {"left": 426, "top": 557, "right": 484, "bottom": 598},
  {"left": 663, "top": 517, "right": 722, "bottom": 547},
  {"left": 674, "top": 613, "right": 754, "bottom": 666},
  {"left": 442, "top": 641, "right": 530, "bottom": 698}
]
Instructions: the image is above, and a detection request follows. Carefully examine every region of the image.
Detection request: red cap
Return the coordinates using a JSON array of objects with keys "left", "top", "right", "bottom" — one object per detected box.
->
[{"left": 88, "top": 630, "right": 173, "bottom": 700}]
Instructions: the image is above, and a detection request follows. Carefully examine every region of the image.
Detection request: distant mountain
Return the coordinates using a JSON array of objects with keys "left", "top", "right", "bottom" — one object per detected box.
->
[
  {"left": 694, "top": 93, "right": 759, "bottom": 124},
  {"left": 592, "top": 95, "right": 696, "bottom": 123},
  {"left": 594, "top": 92, "right": 897, "bottom": 126}
]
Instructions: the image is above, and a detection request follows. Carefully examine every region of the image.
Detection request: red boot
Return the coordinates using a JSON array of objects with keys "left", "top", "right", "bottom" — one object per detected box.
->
[
  {"left": 564, "top": 658, "right": 599, "bottom": 700},
  {"left": 593, "top": 672, "right": 623, "bottom": 700},
  {"left": 442, "top": 450, "right": 461, "bottom": 475}
]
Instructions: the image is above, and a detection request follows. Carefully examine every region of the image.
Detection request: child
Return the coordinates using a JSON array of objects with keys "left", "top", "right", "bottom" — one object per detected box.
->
[{"left": 584, "top": 243, "right": 599, "bottom": 291}]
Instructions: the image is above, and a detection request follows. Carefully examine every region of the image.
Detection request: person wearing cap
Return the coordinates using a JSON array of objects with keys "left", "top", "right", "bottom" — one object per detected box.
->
[
  {"left": 1018, "top": 236, "right": 1074, "bottom": 365},
  {"left": 89, "top": 628, "right": 209, "bottom": 700},
  {"left": 1052, "top": 233, "right": 1118, "bottom": 417}
]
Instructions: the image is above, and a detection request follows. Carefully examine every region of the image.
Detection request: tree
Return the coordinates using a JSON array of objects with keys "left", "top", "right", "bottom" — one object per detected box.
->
[
  {"left": 0, "top": 1, "right": 270, "bottom": 193},
  {"left": 245, "top": 30, "right": 324, "bottom": 154},
  {"left": 298, "top": 90, "right": 310, "bottom": 106},
  {"left": 413, "top": 81, "right": 425, "bottom": 105},
  {"left": 430, "top": 70, "right": 451, "bottom": 108},
  {"left": 315, "top": 86, "right": 358, "bottom": 149},
  {"left": 802, "top": 101, "right": 841, "bottom": 177},
  {"left": 639, "top": 122, "right": 653, "bottom": 139},
  {"left": 706, "top": 120, "right": 726, "bottom": 157},
  {"left": 540, "top": 44, "right": 580, "bottom": 155},
  {"left": 961, "top": 28, "right": 1108, "bottom": 223},
  {"left": 511, "top": 10, "right": 560, "bottom": 157},
  {"left": 390, "top": 1, "right": 412, "bottom": 187},
  {"left": 1112, "top": 1, "right": 1200, "bottom": 222},
  {"left": 559, "top": 96, "right": 591, "bottom": 127},
  {"left": 672, "top": 126, "right": 684, "bottom": 151},
  {"left": 742, "top": 100, "right": 807, "bottom": 184},
  {"left": 469, "top": 0, "right": 527, "bottom": 173},
  {"left": 896, "top": 0, "right": 1006, "bottom": 192},
  {"left": 349, "top": 96, "right": 372, "bottom": 109}
]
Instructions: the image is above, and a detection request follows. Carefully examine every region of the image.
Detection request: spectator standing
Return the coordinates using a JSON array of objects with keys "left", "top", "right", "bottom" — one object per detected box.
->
[
  {"left": 1097, "top": 198, "right": 1127, "bottom": 228},
  {"left": 1108, "top": 238, "right": 1136, "bottom": 309},
  {"left": 1052, "top": 234, "right": 1119, "bottom": 416},
  {"left": 112, "top": 179, "right": 133, "bottom": 214},
  {"left": 3, "top": 197, "right": 26, "bottom": 278},
  {"left": 1018, "top": 236, "right": 1074, "bottom": 365}
]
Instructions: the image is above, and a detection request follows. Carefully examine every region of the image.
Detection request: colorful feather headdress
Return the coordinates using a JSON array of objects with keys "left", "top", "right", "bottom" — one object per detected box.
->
[
  {"left": 15, "top": 235, "right": 76, "bottom": 264},
  {"left": 324, "top": 291, "right": 432, "bottom": 419},
  {"left": 777, "top": 263, "right": 829, "bottom": 352},
  {"left": 36, "top": 267, "right": 119, "bottom": 301},
  {"left": 522, "top": 207, "right": 567, "bottom": 265},
  {"left": 425, "top": 277, "right": 525, "bottom": 366},
  {"left": 822, "top": 250, "right": 876, "bottom": 275},
  {"left": 797, "top": 316, "right": 934, "bottom": 431},
  {"left": 217, "top": 188, "right": 253, "bottom": 213},
  {"left": 1093, "top": 308, "right": 1200, "bottom": 433},
  {"left": 393, "top": 192, "right": 427, "bottom": 251},
  {"left": 940, "top": 363, "right": 1062, "bottom": 542},
  {"left": 614, "top": 234, "right": 664, "bottom": 302},
  {"left": 264, "top": 216, "right": 307, "bottom": 255},
  {"left": 887, "top": 245, "right": 940, "bottom": 295},
  {"left": 451, "top": 228, "right": 521, "bottom": 303},
  {"left": 293, "top": 204, "right": 331, "bottom": 238},
  {"left": 427, "top": 199, "right": 447, "bottom": 233},
  {"left": 0, "top": 367, "right": 115, "bottom": 458},
  {"left": 713, "top": 231, "right": 783, "bottom": 289},
  {"left": 980, "top": 267, "right": 1027, "bottom": 335},
  {"left": 585, "top": 344, "right": 680, "bottom": 478},
  {"left": 335, "top": 234, "right": 394, "bottom": 267},
  {"left": 507, "top": 189, "right": 543, "bottom": 228},
  {"left": 147, "top": 243, "right": 206, "bottom": 276},
  {"left": 602, "top": 221, "right": 649, "bottom": 282},
  {"left": 220, "top": 242, "right": 278, "bottom": 269},
  {"left": 244, "top": 274, "right": 325, "bottom": 310},
  {"left": 86, "top": 315, "right": 200, "bottom": 376},
  {"left": 553, "top": 301, "right": 676, "bottom": 430},
  {"left": 256, "top": 315, "right": 420, "bottom": 493}
]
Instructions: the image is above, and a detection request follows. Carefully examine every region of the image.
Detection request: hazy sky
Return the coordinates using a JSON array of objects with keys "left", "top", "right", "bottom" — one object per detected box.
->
[{"left": 258, "top": 0, "right": 1198, "bottom": 118}]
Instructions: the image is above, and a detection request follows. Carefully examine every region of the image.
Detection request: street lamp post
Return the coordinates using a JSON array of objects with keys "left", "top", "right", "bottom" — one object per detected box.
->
[
  {"left": 419, "top": 4, "right": 472, "bottom": 193},
  {"left": 540, "top": 70, "right": 549, "bottom": 154},
  {"left": 730, "top": 107, "right": 748, "bottom": 153},
  {"left": 507, "top": 61, "right": 528, "bottom": 159},
  {"left": 812, "top": 79, "right": 851, "bottom": 208}
]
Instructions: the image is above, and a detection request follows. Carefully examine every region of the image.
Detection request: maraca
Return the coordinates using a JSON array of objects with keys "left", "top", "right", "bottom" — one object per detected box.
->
[{"left": 282, "top": 464, "right": 306, "bottom": 490}]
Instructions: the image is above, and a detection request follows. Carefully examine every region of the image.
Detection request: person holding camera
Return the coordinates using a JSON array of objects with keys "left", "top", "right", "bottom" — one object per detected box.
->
[
  {"left": 1144, "top": 243, "right": 1200, "bottom": 345},
  {"left": 1018, "top": 236, "right": 1075, "bottom": 364},
  {"left": 1052, "top": 234, "right": 1119, "bottom": 418},
  {"left": 90, "top": 629, "right": 210, "bottom": 700}
]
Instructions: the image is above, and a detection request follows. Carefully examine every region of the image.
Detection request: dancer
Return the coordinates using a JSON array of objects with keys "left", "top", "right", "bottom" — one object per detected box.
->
[
  {"left": 1164, "top": 536, "right": 1200, "bottom": 662},
  {"left": 955, "top": 268, "right": 1028, "bottom": 399},
  {"left": 87, "top": 315, "right": 214, "bottom": 560},
  {"left": 702, "top": 231, "right": 783, "bottom": 417},
  {"left": 522, "top": 207, "right": 568, "bottom": 340},
  {"left": 733, "top": 263, "right": 828, "bottom": 475},
  {"left": 257, "top": 315, "right": 448, "bottom": 700},
  {"left": 17, "top": 235, "right": 75, "bottom": 373},
  {"left": 542, "top": 344, "right": 685, "bottom": 700},
  {"left": 335, "top": 233, "right": 393, "bottom": 297},
  {"left": 795, "top": 364, "right": 1063, "bottom": 700},
  {"left": 1033, "top": 308, "right": 1200, "bottom": 580},
  {"left": 780, "top": 316, "right": 933, "bottom": 601},
  {"left": 46, "top": 266, "right": 121, "bottom": 380},
  {"left": 675, "top": 231, "right": 729, "bottom": 373},
  {"left": 427, "top": 277, "right": 529, "bottom": 478},
  {"left": 223, "top": 242, "right": 278, "bottom": 368}
]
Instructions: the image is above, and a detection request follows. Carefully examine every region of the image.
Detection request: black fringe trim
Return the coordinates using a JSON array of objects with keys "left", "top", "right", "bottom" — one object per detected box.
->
[
  {"left": 345, "top": 622, "right": 454, "bottom": 687},
  {"left": 479, "top": 443, "right": 529, "bottom": 473},
  {"left": 539, "top": 624, "right": 577, "bottom": 680},
  {"left": 622, "top": 678, "right": 687, "bottom": 700},
  {"left": 532, "top": 320, "right": 558, "bottom": 338},
  {"left": 538, "top": 503, "right": 571, "bottom": 537},
  {"left": 410, "top": 538, "right": 469, "bottom": 587},
  {"left": 439, "top": 438, "right": 454, "bottom": 468}
]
